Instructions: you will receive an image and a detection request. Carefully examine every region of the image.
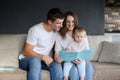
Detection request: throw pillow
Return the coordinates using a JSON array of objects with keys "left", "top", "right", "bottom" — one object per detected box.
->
[{"left": 98, "top": 41, "right": 120, "bottom": 64}]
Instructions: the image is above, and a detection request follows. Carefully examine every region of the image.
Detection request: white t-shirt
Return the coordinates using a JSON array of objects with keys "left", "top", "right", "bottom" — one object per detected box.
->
[
  {"left": 19, "top": 22, "right": 56, "bottom": 59},
  {"left": 67, "top": 39, "right": 89, "bottom": 52},
  {"left": 55, "top": 32, "right": 89, "bottom": 52}
]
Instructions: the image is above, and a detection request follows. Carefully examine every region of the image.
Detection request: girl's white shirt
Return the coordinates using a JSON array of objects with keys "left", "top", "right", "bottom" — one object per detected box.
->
[{"left": 67, "top": 39, "right": 89, "bottom": 52}]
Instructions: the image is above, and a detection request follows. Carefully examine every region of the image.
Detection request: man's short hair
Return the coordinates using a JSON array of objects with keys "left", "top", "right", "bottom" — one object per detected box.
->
[{"left": 47, "top": 8, "right": 64, "bottom": 21}]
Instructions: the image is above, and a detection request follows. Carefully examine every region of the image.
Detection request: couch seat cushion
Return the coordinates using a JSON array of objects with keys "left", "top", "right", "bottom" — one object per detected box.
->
[
  {"left": 0, "top": 68, "right": 50, "bottom": 80},
  {"left": 92, "top": 62, "right": 120, "bottom": 80}
]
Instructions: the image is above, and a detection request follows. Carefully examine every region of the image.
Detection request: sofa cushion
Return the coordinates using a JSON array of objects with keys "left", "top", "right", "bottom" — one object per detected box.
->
[
  {"left": 98, "top": 41, "right": 120, "bottom": 64},
  {"left": 92, "top": 62, "right": 120, "bottom": 80},
  {"left": 0, "top": 34, "right": 26, "bottom": 50},
  {"left": 0, "top": 69, "right": 50, "bottom": 80},
  {"left": 87, "top": 36, "right": 112, "bottom": 61},
  {"left": 0, "top": 49, "right": 20, "bottom": 67},
  {"left": 0, "top": 34, "right": 27, "bottom": 68}
]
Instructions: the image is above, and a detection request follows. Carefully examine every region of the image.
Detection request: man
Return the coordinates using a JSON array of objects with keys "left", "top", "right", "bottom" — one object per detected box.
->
[{"left": 19, "top": 8, "right": 64, "bottom": 80}]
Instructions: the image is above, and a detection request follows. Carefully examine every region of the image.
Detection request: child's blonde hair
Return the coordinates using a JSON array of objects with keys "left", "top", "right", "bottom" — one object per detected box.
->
[{"left": 73, "top": 26, "right": 87, "bottom": 37}]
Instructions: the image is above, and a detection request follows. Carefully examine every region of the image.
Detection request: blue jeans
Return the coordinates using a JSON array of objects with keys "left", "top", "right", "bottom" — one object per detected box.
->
[
  {"left": 64, "top": 60, "right": 86, "bottom": 78},
  {"left": 69, "top": 60, "right": 94, "bottom": 80},
  {"left": 19, "top": 56, "right": 63, "bottom": 80}
]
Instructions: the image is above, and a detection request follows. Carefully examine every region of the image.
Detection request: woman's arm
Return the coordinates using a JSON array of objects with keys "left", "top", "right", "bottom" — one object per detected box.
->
[
  {"left": 54, "top": 51, "right": 63, "bottom": 63},
  {"left": 54, "top": 33, "right": 64, "bottom": 63}
]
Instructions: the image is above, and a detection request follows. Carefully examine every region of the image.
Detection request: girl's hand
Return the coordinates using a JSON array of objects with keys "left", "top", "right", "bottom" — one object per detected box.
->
[{"left": 72, "top": 58, "right": 83, "bottom": 64}]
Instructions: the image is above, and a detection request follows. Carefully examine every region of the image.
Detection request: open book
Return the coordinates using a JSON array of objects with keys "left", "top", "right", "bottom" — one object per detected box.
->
[{"left": 59, "top": 48, "right": 94, "bottom": 62}]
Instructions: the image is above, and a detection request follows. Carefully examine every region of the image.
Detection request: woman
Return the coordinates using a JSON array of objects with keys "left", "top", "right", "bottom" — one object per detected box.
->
[{"left": 54, "top": 11, "right": 94, "bottom": 80}]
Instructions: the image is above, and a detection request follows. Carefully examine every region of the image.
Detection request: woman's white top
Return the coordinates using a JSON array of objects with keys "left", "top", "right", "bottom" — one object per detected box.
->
[{"left": 55, "top": 32, "right": 89, "bottom": 52}]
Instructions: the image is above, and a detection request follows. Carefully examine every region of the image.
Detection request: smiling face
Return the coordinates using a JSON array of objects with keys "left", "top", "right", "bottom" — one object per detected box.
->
[
  {"left": 47, "top": 8, "right": 64, "bottom": 31},
  {"left": 48, "top": 18, "right": 64, "bottom": 31},
  {"left": 66, "top": 15, "right": 75, "bottom": 31},
  {"left": 58, "top": 11, "right": 79, "bottom": 38},
  {"left": 50, "top": 18, "right": 64, "bottom": 31}
]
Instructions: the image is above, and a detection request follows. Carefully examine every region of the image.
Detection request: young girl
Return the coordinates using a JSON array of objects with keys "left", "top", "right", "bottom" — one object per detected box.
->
[{"left": 64, "top": 26, "right": 89, "bottom": 80}]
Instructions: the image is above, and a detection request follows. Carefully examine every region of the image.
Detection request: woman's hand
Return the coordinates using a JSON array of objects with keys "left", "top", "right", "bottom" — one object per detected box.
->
[
  {"left": 54, "top": 52, "right": 63, "bottom": 63},
  {"left": 72, "top": 58, "right": 83, "bottom": 64}
]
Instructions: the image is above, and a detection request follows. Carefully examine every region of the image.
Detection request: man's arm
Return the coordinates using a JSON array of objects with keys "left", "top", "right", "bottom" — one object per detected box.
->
[{"left": 23, "top": 42, "right": 53, "bottom": 66}]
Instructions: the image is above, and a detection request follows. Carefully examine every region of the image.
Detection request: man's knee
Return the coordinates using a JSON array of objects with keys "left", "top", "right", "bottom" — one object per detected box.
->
[{"left": 29, "top": 56, "right": 41, "bottom": 68}]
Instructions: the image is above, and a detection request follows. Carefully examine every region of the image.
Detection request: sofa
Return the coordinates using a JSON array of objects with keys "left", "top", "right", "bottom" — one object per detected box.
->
[{"left": 0, "top": 34, "right": 120, "bottom": 80}]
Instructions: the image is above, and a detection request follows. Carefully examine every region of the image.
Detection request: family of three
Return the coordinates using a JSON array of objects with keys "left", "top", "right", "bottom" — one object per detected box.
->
[{"left": 19, "top": 8, "right": 94, "bottom": 80}]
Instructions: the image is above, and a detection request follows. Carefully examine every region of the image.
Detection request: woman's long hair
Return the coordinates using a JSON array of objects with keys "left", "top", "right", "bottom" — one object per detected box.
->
[{"left": 59, "top": 11, "right": 79, "bottom": 38}]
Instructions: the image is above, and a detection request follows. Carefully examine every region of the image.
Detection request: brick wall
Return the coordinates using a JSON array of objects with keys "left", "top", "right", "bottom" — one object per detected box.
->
[{"left": 105, "top": 7, "right": 120, "bottom": 32}]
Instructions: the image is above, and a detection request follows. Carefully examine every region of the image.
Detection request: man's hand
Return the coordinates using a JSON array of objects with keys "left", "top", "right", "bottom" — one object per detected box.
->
[{"left": 42, "top": 55, "right": 53, "bottom": 66}]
